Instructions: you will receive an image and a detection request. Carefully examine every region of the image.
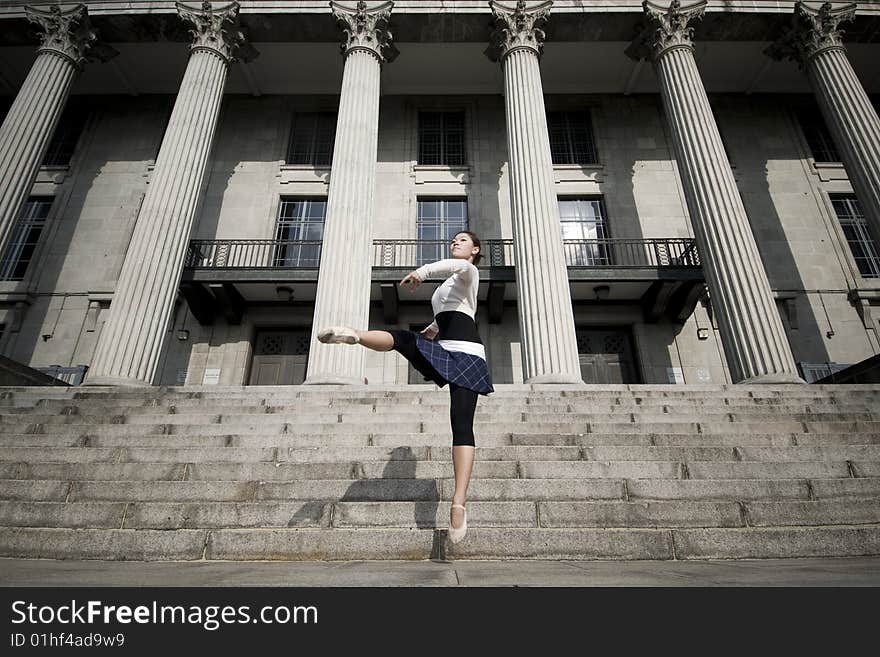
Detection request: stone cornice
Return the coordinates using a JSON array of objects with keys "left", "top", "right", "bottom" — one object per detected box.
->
[
  {"left": 625, "top": 0, "right": 707, "bottom": 63},
  {"left": 330, "top": 1, "right": 399, "bottom": 64},
  {"left": 485, "top": 0, "right": 553, "bottom": 63},
  {"left": 24, "top": 3, "right": 115, "bottom": 69},
  {"left": 764, "top": 1, "right": 857, "bottom": 69},
  {"left": 176, "top": 1, "right": 258, "bottom": 64}
]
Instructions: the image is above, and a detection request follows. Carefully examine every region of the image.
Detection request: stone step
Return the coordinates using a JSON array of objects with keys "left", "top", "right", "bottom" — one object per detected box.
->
[
  {"left": 4, "top": 499, "right": 877, "bottom": 531},
  {"left": 6, "top": 408, "right": 880, "bottom": 432},
  {"left": 4, "top": 477, "right": 873, "bottom": 503},
  {"left": 4, "top": 432, "right": 880, "bottom": 452},
  {"left": 0, "top": 457, "right": 874, "bottom": 483},
  {"left": 512, "top": 433, "right": 880, "bottom": 447},
  {"left": 1, "top": 523, "right": 878, "bottom": 560},
  {"left": 3, "top": 389, "right": 878, "bottom": 408},
  {"left": 8, "top": 397, "right": 878, "bottom": 412},
  {"left": 11, "top": 419, "right": 879, "bottom": 436},
  {"left": 3, "top": 433, "right": 880, "bottom": 454}
]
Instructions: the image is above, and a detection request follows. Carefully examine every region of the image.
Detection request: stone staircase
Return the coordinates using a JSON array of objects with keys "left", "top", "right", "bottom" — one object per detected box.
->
[{"left": 0, "top": 384, "right": 879, "bottom": 561}]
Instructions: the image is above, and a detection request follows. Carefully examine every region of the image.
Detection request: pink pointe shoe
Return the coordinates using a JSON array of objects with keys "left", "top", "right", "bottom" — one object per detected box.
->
[
  {"left": 317, "top": 326, "right": 360, "bottom": 344},
  {"left": 449, "top": 504, "right": 467, "bottom": 544}
]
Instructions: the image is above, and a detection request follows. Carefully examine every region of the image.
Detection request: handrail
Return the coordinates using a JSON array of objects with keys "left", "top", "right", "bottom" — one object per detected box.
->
[{"left": 184, "top": 238, "right": 701, "bottom": 269}]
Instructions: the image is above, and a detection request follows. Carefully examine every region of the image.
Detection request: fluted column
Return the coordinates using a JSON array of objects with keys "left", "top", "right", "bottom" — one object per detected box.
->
[
  {"left": 305, "top": 1, "right": 398, "bottom": 385},
  {"left": 86, "top": 1, "right": 256, "bottom": 385},
  {"left": 485, "top": 0, "right": 582, "bottom": 384},
  {"left": 627, "top": 0, "right": 801, "bottom": 383},
  {"left": 766, "top": 1, "right": 880, "bottom": 246},
  {"left": 0, "top": 5, "right": 113, "bottom": 257}
]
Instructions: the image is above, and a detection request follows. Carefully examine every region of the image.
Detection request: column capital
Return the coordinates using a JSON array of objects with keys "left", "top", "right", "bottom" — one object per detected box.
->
[
  {"left": 764, "top": 1, "right": 857, "bottom": 69},
  {"left": 330, "top": 1, "right": 399, "bottom": 64},
  {"left": 625, "top": 0, "right": 707, "bottom": 63},
  {"left": 485, "top": 0, "right": 553, "bottom": 63},
  {"left": 25, "top": 3, "right": 113, "bottom": 69},
  {"left": 176, "top": 1, "right": 258, "bottom": 64}
]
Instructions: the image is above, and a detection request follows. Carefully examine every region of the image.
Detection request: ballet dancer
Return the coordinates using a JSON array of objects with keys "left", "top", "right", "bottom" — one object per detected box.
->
[{"left": 317, "top": 230, "right": 493, "bottom": 543}]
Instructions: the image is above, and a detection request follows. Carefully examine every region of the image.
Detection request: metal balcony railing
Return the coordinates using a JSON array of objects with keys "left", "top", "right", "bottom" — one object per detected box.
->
[
  {"left": 185, "top": 240, "right": 324, "bottom": 269},
  {"left": 185, "top": 238, "right": 701, "bottom": 270}
]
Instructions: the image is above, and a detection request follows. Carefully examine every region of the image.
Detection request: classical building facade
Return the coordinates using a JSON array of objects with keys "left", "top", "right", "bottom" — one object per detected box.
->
[{"left": 0, "top": 0, "right": 878, "bottom": 388}]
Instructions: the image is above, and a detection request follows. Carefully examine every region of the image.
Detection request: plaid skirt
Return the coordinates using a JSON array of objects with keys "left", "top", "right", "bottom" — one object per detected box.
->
[{"left": 388, "top": 330, "right": 494, "bottom": 396}]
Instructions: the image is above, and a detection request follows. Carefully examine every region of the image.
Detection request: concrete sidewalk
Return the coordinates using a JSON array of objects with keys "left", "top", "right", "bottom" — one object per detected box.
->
[{"left": 2, "top": 557, "right": 879, "bottom": 587}]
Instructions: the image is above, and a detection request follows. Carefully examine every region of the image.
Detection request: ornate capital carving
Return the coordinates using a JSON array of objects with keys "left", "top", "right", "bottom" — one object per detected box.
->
[
  {"left": 764, "top": 1, "right": 857, "bottom": 69},
  {"left": 25, "top": 3, "right": 107, "bottom": 69},
  {"left": 485, "top": 0, "right": 553, "bottom": 63},
  {"left": 176, "top": 1, "right": 258, "bottom": 64},
  {"left": 625, "top": 0, "right": 707, "bottom": 62},
  {"left": 330, "top": 1, "right": 398, "bottom": 64}
]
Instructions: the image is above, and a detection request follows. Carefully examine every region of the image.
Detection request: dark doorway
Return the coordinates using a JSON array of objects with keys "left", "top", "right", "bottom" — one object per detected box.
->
[
  {"left": 249, "top": 329, "right": 311, "bottom": 385},
  {"left": 576, "top": 327, "right": 640, "bottom": 384}
]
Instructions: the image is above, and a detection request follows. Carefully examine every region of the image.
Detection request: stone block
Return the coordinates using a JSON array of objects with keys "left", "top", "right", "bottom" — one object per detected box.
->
[
  {"left": 673, "top": 527, "right": 880, "bottom": 559},
  {"left": 0, "top": 527, "right": 206, "bottom": 560}
]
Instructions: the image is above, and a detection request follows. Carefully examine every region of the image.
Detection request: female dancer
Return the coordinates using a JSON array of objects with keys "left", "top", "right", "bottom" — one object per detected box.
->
[{"left": 317, "top": 231, "right": 493, "bottom": 544}]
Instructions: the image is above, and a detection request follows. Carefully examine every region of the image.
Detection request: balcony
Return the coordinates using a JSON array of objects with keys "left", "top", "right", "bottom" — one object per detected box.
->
[{"left": 180, "top": 238, "right": 705, "bottom": 325}]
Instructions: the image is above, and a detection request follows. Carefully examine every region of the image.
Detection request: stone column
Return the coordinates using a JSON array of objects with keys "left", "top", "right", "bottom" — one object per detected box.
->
[
  {"left": 626, "top": 0, "right": 801, "bottom": 383},
  {"left": 0, "top": 5, "right": 113, "bottom": 258},
  {"left": 485, "top": 0, "right": 582, "bottom": 384},
  {"left": 305, "top": 1, "right": 398, "bottom": 385},
  {"left": 766, "top": 1, "right": 880, "bottom": 247},
  {"left": 86, "top": 1, "right": 256, "bottom": 385}
]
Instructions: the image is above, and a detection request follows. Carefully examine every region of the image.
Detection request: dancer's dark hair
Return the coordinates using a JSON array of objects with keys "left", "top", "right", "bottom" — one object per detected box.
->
[{"left": 456, "top": 230, "right": 483, "bottom": 266}]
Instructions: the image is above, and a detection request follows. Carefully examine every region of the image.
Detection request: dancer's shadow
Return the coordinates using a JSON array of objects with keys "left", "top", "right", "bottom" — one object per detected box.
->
[{"left": 287, "top": 446, "right": 440, "bottom": 529}]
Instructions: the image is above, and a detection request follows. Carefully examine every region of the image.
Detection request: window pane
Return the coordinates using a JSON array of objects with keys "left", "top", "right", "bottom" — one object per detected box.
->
[
  {"left": 557, "top": 198, "right": 611, "bottom": 266},
  {"left": 287, "top": 112, "right": 336, "bottom": 165},
  {"left": 547, "top": 110, "right": 598, "bottom": 165},
  {"left": 418, "top": 224, "right": 439, "bottom": 241},
  {"left": 274, "top": 198, "right": 326, "bottom": 266},
  {"left": 796, "top": 106, "right": 840, "bottom": 163},
  {"left": 832, "top": 194, "right": 880, "bottom": 278},
  {"left": 43, "top": 104, "right": 89, "bottom": 167},
  {"left": 0, "top": 197, "right": 53, "bottom": 280},
  {"left": 418, "top": 111, "right": 466, "bottom": 166},
  {"left": 418, "top": 200, "right": 441, "bottom": 221}
]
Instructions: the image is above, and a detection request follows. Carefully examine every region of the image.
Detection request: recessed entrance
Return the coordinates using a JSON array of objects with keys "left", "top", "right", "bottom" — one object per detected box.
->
[
  {"left": 576, "top": 327, "right": 640, "bottom": 384},
  {"left": 249, "top": 329, "right": 311, "bottom": 385}
]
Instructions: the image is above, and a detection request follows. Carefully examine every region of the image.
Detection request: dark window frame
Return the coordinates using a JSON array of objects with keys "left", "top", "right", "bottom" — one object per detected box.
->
[
  {"left": 286, "top": 112, "right": 337, "bottom": 166},
  {"left": 272, "top": 197, "right": 327, "bottom": 267},
  {"left": 417, "top": 110, "right": 467, "bottom": 166},
  {"left": 0, "top": 196, "right": 54, "bottom": 281},
  {"left": 416, "top": 197, "right": 468, "bottom": 265},
  {"left": 829, "top": 193, "right": 880, "bottom": 278},
  {"left": 42, "top": 102, "right": 90, "bottom": 167},
  {"left": 795, "top": 104, "right": 841, "bottom": 163},
  {"left": 547, "top": 109, "right": 599, "bottom": 165},
  {"left": 557, "top": 196, "right": 612, "bottom": 266}
]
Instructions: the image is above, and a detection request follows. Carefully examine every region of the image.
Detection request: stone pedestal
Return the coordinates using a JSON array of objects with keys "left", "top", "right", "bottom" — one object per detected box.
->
[
  {"left": 486, "top": 0, "right": 582, "bottom": 385},
  {"left": 305, "top": 1, "right": 398, "bottom": 386},
  {"left": 628, "top": 0, "right": 802, "bottom": 384},
  {"left": 86, "top": 1, "right": 255, "bottom": 385}
]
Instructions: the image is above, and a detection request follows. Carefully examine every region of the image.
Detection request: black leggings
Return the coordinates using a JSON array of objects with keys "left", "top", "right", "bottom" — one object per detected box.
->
[{"left": 388, "top": 329, "right": 479, "bottom": 447}]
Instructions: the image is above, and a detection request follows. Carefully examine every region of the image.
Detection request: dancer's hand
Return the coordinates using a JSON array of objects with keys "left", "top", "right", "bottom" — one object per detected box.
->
[
  {"left": 400, "top": 271, "right": 422, "bottom": 292},
  {"left": 420, "top": 325, "right": 438, "bottom": 340}
]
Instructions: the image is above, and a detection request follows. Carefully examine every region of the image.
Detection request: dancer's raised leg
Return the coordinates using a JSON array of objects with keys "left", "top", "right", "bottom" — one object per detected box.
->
[
  {"left": 317, "top": 326, "right": 393, "bottom": 351},
  {"left": 354, "top": 330, "right": 394, "bottom": 352}
]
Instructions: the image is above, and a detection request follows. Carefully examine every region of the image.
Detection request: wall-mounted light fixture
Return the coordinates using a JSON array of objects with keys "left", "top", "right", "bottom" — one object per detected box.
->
[
  {"left": 276, "top": 286, "right": 294, "bottom": 302},
  {"left": 593, "top": 285, "right": 610, "bottom": 301}
]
